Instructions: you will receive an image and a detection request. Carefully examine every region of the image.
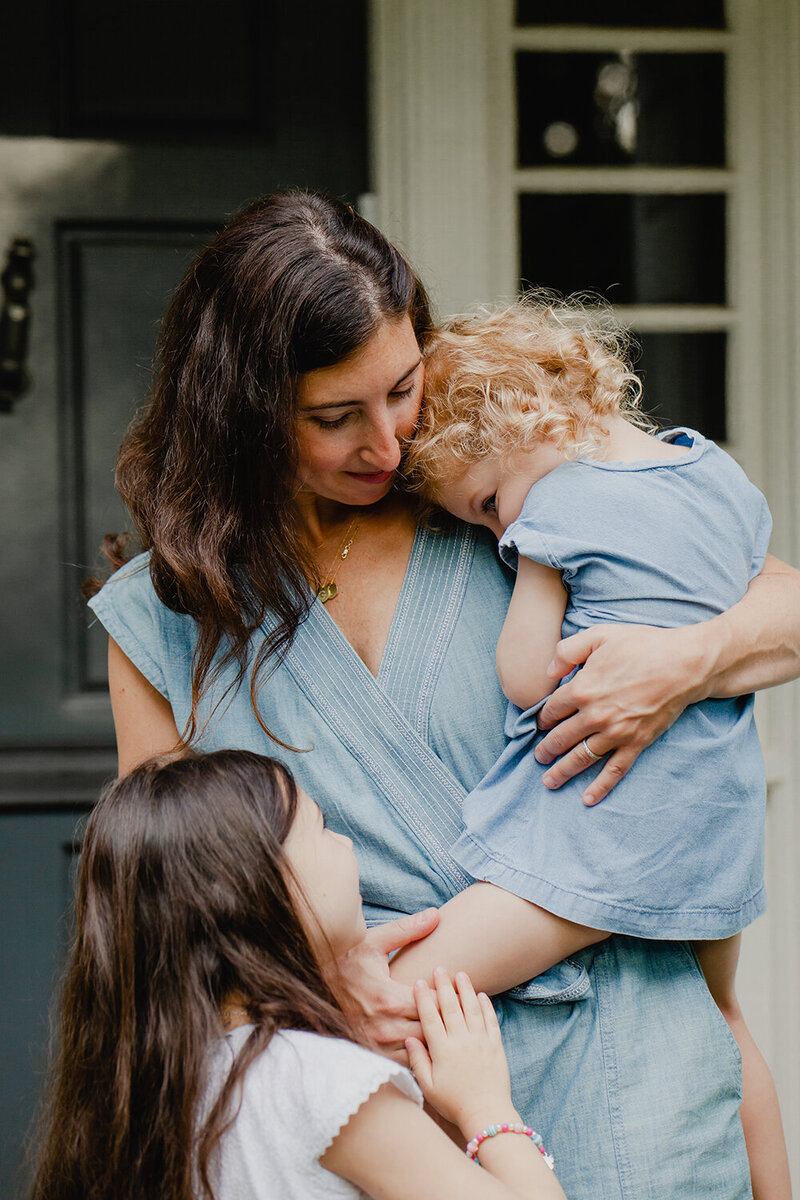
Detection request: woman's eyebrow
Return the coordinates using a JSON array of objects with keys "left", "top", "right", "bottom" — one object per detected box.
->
[
  {"left": 393, "top": 357, "right": 423, "bottom": 388},
  {"left": 300, "top": 358, "right": 422, "bottom": 412}
]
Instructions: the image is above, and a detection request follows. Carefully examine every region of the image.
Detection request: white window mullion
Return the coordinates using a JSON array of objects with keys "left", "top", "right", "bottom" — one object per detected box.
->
[
  {"left": 513, "top": 167, "right": 733, "bottom": 193},
  {"left": 610, "top": 305, "right": 735, "bottom": 331},
  {"left": 511, "top": 27, "right": 732, "bottom": 53}
]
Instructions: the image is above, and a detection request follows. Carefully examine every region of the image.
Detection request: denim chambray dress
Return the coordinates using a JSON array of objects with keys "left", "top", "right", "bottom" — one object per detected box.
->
[
  {"left": 455, "top": 429, "right": 772, "bottom": 940},
  {"left": 88, "top": 511, "right": 752, "bottom": 1200}
]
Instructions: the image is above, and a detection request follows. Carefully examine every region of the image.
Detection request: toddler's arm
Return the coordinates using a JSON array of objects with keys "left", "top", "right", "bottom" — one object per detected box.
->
[
  {"left": 496, "top": 557, "right": 567, "bottom": 710},
  {"left": 391, "top": 883, "right": 606, "bottom": 997}
]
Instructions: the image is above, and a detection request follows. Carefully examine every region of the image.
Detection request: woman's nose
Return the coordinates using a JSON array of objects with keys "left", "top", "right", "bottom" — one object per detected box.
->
[{"left": 364, "top": 410, "right": 402, "bottom": 465}]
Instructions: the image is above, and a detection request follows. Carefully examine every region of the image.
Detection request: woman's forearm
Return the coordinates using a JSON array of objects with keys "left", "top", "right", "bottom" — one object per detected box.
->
[{"left": 694, "top": 555, "right": 800, "bottom": 700}]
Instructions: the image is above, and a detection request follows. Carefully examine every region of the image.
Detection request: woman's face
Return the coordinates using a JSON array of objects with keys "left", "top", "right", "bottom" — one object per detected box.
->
[
  {"left": 295, "top": 315, "right": 423, "bottom": 507},
  {"left": 283, "top": 787, "right": 367, "bottom": 961}
]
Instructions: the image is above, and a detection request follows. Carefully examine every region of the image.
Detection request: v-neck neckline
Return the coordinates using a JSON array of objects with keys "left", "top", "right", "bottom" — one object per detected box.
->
[
  {"left": 312, "top": 520, "right": 427, "bottom": 682},
  {"left": 304, "top": 517, "right": 476, "bottom": 740}
]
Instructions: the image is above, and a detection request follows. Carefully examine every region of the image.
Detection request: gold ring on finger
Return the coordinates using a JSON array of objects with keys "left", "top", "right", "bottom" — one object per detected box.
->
[{"left": 581, "top": 737, "right": 603, "bottom": 761}]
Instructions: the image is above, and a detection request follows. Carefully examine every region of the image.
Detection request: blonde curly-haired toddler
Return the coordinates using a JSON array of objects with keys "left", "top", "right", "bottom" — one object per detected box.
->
[{"left": 399, "top": 297, "right": 790, "bottom": 1200}]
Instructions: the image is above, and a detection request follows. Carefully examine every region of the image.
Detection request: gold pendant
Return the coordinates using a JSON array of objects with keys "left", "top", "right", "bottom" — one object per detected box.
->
[{"left": 318, "top": 582, "right": 338, "bottom": 603}]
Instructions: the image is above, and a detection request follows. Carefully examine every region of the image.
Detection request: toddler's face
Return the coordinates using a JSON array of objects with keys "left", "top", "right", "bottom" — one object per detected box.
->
[
  {"left": 437, "top": 443, "right": 564, "bottom": 537},
  {"left": 283, "top": 788, "right": 367, "bottom": 962}
]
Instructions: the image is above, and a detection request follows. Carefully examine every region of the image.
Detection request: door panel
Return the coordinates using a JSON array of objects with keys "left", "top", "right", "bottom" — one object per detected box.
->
[
  {"left": 0, "top": 0, "right": 368, "bottom": 744},
  {"left": 0, "top": 807, "right": 90, "bottom": 1194},
  {"left": 58, "top": 223, "right": 218, "bottom": 693}
]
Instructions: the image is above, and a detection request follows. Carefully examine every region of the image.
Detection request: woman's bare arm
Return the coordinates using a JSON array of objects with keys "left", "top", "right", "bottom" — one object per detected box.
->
[
  {"left": 534, "top": 553, "right": 800, "bottom": 804},
  {"left": 697, "top": 553, "right": 800, "bottom": 696},
  {"left": 108, "top": 637, "right": 183, "bottom": 775}
]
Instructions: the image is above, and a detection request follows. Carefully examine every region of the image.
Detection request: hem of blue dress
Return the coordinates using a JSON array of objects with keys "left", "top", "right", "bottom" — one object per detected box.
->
[{"left": 452, "top": 831, "right": 766, "bottom": 940}]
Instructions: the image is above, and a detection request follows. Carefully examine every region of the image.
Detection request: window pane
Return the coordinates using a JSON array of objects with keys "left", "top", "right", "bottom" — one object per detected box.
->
[
  {"left": 515, "top": 1, "right": 725, "bottom": 28},
  {"left": 519, "top": 194, "right": 726, "bottom": 304},
  {"left": 634, "top": 332, "right": 726, "bottom": 441},
  {"left": 517, "top": 52, "right": 725, "bottom": 166}
]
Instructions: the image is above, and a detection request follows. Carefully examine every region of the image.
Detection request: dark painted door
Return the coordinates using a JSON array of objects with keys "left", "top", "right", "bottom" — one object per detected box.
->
[{"left": 0, "top": 2, "right": 367, "bottom": 1191}]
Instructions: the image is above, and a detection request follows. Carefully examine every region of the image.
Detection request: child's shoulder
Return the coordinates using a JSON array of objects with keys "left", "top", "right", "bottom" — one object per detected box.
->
[
  {"left": 217, "top": 1028, "right": 422, "bottom": 1172},
  {"left": 523, "top": 428, "right": 760, "bottom": 508},
  {"left": 235, "top": 1028, "right": 422, "bottom": 1113}
]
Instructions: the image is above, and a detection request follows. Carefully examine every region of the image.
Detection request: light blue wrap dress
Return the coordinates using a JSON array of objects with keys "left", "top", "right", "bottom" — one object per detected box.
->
[{"left": 88, "top": 517, "right": 751, "bottom": 1200}]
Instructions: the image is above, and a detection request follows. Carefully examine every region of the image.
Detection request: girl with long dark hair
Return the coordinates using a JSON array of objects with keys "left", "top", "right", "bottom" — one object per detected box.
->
[
  {"left": 31, "top": 750, "right": 565, "bottom": 1200},
  {"left": 86, "top": 190, "right": 800, "bottom": 1197}
]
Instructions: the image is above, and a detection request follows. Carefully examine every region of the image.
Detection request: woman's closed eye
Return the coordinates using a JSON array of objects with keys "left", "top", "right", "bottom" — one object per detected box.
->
[
  {"left": 310, "top": 383, "right": 418, "bottom": 431},
  {"left": 312, "top": 411, "right": 354, "bottom": 430},
  {"left": 391, "top": 382, "right": 417, "bottom": 401}
]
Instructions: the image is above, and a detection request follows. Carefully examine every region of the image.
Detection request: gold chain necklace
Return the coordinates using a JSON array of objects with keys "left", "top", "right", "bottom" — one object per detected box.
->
[{"left": 317, "top": 518, "right": 360, "bottom": 604}]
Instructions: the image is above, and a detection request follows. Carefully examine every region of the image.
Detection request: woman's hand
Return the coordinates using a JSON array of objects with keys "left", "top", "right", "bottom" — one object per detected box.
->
[
  {"left": 535, "top": 554, "right": 800, "bottom": 804},
  {"left": 535, "top": 622, "right": 707, "bottom": 805},
  {"left": 329, "top": 908, "right": 440, "bottom": 1063},
  {"left": 405, "top": 969, "right": 516, "bottom": 1135}
]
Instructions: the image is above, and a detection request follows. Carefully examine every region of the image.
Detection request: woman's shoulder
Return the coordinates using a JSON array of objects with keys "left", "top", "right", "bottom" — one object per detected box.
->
[
  {"left": 87, "top": 550, "right": 195, "bottom": 699},
  {"left": 89, "top": 549, "right": 156, "bottom": 606}
]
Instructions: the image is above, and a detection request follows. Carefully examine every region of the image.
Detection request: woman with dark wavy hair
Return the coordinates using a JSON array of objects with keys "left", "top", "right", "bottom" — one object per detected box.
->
[{"left": 86, "top": 189, "right": 800, "bottom": 1198}]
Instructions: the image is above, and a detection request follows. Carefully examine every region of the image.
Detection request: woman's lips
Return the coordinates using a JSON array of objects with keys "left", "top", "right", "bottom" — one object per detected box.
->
[{"left": 344, "top": 469, "right": 395, "bottom": 484}]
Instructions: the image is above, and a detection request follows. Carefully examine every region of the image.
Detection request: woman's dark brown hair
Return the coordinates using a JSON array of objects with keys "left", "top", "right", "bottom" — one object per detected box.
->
[
  {"left": 30, "top": 750, "right": 354, "bottom": 1200},
  {"left": 100, "top": 189, "right": 432, "bottom": 742}
]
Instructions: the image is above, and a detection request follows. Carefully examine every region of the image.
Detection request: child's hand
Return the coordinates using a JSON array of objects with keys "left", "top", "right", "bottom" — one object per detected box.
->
[{"left": 405, "top": 968, "right": 517, "bottom": 1136}]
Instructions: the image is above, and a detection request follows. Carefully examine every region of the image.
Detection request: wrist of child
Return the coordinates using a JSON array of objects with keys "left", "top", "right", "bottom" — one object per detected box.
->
[{"left": 456, "top": 1103, "right": 523, "bottom": 1141}]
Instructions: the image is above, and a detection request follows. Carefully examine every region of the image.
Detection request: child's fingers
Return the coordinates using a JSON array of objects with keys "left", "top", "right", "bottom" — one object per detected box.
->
[
  {"left": 405, "top": 1036, "right": 433, "bottom": 1090},
  {"left": 454, "top": 971, "right": 484, "bottom": 1034},
  {"left": 478, "top": 990, "right": 502, "bottom": 1040},
  {"left": 414, "top": 979, "right": 446, "bottom": 1050},
  {"left": 433, "top": 967, "right": 467, "bottom": 1035}
]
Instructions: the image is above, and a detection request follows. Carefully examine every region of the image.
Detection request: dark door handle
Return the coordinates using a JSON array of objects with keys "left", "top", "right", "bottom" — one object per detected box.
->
[{"left": 0, "top": 237, "right": 35, "bottom": 414}]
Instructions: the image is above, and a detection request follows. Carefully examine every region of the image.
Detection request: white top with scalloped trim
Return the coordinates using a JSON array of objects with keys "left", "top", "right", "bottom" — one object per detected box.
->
[{"left": 203, "top": 1026, "right": 422, "bottom": 1199}]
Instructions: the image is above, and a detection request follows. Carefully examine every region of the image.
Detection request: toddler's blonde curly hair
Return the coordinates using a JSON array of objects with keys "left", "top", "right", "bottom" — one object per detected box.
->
[{"left": 404, "top": 294, "right": 651, "bottom": 501}]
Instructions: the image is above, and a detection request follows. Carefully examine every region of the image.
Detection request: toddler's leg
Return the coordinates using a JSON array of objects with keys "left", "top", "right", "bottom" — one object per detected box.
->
[
  {"left": 391, "top": 881, "right": 608, "bottom": 995},
  {"left": 694, "top": 935, "right": 791, "bottom": 1200}
]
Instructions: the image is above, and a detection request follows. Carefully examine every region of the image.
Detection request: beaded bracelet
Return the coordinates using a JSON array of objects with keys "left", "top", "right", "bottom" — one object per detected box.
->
[{"left": 465, "top": 1123, "right": 555, "bottom": 1170}]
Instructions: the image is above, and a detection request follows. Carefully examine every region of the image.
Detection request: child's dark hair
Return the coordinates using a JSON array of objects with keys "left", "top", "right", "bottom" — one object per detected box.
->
[{"left": 30, "top": 750, "right": 354, "bottom": 1200}]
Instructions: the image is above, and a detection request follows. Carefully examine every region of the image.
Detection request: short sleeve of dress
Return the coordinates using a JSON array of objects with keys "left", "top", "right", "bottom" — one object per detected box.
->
[
  {"left": 269, "top": 1031, "right": 422, "bottom": 1163},
  {"left": 87, "top": 552, "right": 174, "bottom": 699},
  {"left": 499, "top": 463, "right": 599, "bottom": 576},
  {"left": 499, "top": 520, "right": 561, "bottom": 572}
]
